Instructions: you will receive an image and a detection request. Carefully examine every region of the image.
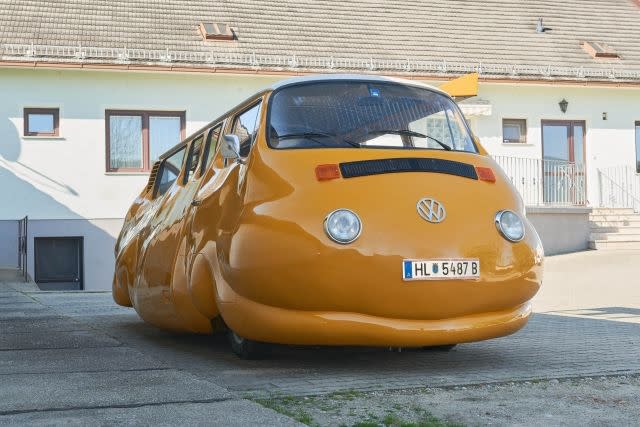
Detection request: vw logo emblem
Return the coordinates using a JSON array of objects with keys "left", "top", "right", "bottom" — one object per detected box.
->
[{"left": 417, "top": 198, "right": 446, "bottom": 223}]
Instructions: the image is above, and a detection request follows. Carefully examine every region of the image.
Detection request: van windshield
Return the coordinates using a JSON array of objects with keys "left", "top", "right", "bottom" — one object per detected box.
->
[{"left": 268, "top": 81, "right": 477, "bottom": 153}]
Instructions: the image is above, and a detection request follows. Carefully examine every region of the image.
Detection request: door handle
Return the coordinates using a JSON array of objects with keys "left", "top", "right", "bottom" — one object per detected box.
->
[{"left": 191, "top": 199, "right": 202, "bottom": 207}]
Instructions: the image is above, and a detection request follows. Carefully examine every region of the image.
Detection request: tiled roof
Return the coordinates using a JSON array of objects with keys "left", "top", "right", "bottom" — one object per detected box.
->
[{"left": 1, "top": 0, "right": 640, "bottom": 82}]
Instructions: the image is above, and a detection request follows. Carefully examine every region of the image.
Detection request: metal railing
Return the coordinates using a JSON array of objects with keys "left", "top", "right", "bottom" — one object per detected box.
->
[
  {"left": 493, "top": 156, "right": 587, "bottom": 206},
  {"left": 598, "top": 166, "right": 640, "bottom": 212},
  {"left": 17, "top": 216, "right": 28, "bottom": 282}
]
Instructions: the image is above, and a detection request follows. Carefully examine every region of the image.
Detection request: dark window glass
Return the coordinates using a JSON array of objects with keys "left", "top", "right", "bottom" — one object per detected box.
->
[
  {"left": 185, "top": 135, "right": 204, "bottom": 181},
  {"left": 268, "top": 82, "right": 476, "bottom": 153},
  {"left": 231, "top": 102, "right": 262, "bottom": 157},
  {"left": 156, "top": 147, "right": 186, "bottom": 196},
  {"left": 202, "top": 124, "right": 222, "bottom": 174}
]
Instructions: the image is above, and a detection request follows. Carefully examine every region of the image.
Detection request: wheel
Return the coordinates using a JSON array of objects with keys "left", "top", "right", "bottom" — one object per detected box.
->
[
  {"left": 422, "top": 344, "right": 457, "bottom": 352},
  {"left": 227, "top": 329, "right": 269, "bottom": 359}
]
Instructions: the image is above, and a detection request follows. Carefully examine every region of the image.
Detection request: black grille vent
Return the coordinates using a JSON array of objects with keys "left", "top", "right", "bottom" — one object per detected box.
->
[
  {"left": 339, "top": 157, "right": 478, "bottom": 180},
  {"left": 145, "top": 161, "right": 161, "bottom": 193}
]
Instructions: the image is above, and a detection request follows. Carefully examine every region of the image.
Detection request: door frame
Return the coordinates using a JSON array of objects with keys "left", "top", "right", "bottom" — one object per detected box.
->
[
  {"left": 541, "top": 120, "right": 587, "bottom": 205},
  {"left": 33, "top": 236, "right": 84, "bottom": 290}
]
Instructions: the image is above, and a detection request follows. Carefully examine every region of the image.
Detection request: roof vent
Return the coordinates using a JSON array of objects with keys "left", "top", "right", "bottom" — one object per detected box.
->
[
  {"left": 536, "top": 18, "right": 545, "bottom": 33},
  {"left": 582, "top": 41, "right": 619, "bottom": 59},
  {"left": 199, "top": 23, "right": 236, "bottom": 41}
]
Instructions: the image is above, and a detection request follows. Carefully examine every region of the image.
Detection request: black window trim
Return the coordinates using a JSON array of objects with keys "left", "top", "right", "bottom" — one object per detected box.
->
[{"left": 201, "top": 123, "right": 224, "bottom": 175}]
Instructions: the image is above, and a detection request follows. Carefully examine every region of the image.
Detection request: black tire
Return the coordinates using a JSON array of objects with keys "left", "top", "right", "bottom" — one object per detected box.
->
[
  {"left": 227, "top": 329, "right": 269, "bottom": 359},
  {"left": 422, "top": 344, "right": 457, "bottom": 351}
]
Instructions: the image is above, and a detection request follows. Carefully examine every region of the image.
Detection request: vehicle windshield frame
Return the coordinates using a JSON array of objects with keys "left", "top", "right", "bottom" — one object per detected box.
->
[{"left": 265, "top": 79, "right": 478, "bottom": 153}]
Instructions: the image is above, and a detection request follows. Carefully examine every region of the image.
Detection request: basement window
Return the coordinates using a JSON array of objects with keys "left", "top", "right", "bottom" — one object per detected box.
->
[
  {"left": 199, "top": 23, "right": 236, "bottom": 41},
  {"left": 24, "top": 108, "right": 59, "bottom": 136},
  {"left": 582, "top": 41, "right": 620, "bottom": 59},
  {"left": 503, "top": 119, "right": 527, "bottom": 144}
]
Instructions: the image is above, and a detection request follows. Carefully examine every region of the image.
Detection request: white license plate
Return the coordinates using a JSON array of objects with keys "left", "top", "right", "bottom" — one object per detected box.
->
[{"left": 403, "top": 259, "right": 480, "bottom": 281}]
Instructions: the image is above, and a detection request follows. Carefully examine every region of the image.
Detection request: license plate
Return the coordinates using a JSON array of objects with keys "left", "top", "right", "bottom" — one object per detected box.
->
[{"left": 403, "top": 259, "right": 480, "bottom": 281}]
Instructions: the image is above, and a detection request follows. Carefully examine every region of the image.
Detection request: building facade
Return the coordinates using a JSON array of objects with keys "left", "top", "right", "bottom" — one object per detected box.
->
[{"left": 1, "top": 1, "right": 639, "bottom": 290}]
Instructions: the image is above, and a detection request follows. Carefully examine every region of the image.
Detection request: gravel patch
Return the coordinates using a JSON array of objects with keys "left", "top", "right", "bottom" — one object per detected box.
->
[{"left": 252, "top": 375, "right": 640, "bottom": 426}]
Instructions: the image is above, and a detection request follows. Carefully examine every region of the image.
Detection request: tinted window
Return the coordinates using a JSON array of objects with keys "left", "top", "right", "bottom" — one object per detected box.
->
[
  {"left": 156, "top": 147, "right": 186, "bottom": 196},
  {"left": 202, "top": 124, "right": 222, "bottom": 174},
  {"left": 268, "top": 82, "right": 476, "bottom": 153},
  {"left": 185, "top": 135, "right": 204, "bottom": 181},
  {"left": 231, "top": 102, "right": 262, "bottom": 157}
]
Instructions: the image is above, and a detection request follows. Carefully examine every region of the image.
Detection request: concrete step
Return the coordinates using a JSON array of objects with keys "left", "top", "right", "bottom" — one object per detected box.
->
[
  {"left": 589, "top": 226, "right": 640, "bottom": 234},
  {"left": 589, "top": 240, "right": 640, "bottom": 250},
  {"left": 589, "top": 232, "right": 640, "bottom": 242},
  {"left": 589, "top": 215, "right": 640, "bottom": 224},
  {"left": 590, "top": 208, "right": 636, "bottom": 215}
]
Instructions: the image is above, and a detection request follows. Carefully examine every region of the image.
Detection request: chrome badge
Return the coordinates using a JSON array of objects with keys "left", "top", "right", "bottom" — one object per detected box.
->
[{"left": 417, "top": 198, "right": 446, "bottom": 223}]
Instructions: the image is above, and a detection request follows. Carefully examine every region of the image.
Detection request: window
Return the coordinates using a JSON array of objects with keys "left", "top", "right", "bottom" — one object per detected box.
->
[
  {"left": 185, "top": 135, "right": 204, "bottom": 181},
  {"left": 24, "top": 108, "right": 59, "bottom": 136},
  {"left": 503, "top": 119, "right": 527, "bottom": 144},
  {"left": 201, "top": 124, "right": 223, "bottom": 174},
  {"left": 636, "top": 121, "right": 640, "bottom": 174},
  {"left": 199, "top": 22, "right": 236, "bottom": 40},
  {"left": 156, "top": 147, "right": 186, "bottom": 197},
  {"left": 106, "top": 110, "right": 185, "bottom": 172},
  {"left": 231, "top": 102, "right": 262, "bottom": 157},
  {"left": 268, "top": 82, "right": 476, "bottom": 153},
  {"left": 582, "top": 41, "right": 619, "bottom": 59}
]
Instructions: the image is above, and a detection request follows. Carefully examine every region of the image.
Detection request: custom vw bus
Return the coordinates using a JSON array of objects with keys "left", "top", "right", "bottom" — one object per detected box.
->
[{"left": 113, "top": 74, "right": 543, "bottom": 358}]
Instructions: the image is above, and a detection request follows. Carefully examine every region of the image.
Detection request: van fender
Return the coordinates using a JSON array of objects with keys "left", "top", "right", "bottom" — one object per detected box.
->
[{"left": 188, "top": 252, "right": 220, "bottom": 320}]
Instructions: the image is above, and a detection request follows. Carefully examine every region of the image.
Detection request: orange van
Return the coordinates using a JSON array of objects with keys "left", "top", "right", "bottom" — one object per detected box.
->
[{"left": 113, "top": 74, "right": 543, "bottom": 358}]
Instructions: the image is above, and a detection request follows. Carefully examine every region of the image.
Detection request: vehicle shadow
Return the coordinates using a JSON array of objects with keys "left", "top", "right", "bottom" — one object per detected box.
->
[{"left": 102, "top": 308, "right": 640, "bottom": 395}]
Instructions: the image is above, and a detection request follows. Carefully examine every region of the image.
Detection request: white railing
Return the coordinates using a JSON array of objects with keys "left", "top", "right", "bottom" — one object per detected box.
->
[
  {"left": 493, "top": 156, "right": 587, "bottom": 206},
  {"left": 598, "top": 166, "right": 640, "bottom": 212}
]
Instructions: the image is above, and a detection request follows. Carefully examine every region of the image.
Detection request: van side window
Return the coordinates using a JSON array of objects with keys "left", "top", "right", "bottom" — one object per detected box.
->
[
  {"left": 231, "top": 102, "right": 262, "bottom": 157},
  {"left": 155, "top": 147, "right": 186, "bottom": 197},
  {"left": 201, "top": 124, "right": 222, "bottom": 174},
  {"left": 185, "top": 135, "right": 204, "bottom": 181}
]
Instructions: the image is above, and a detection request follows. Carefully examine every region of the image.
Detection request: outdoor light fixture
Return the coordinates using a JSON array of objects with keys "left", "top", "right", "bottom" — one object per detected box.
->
[
  {"left": 602, "top": 112, "right": 608, "bottom": 121},
  {"left": 559, "top": 99, "right": 568, "bottom": 113}
]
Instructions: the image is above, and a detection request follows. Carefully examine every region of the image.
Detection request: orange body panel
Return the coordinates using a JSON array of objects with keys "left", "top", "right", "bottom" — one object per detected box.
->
[{"left": 113, "top": 75, "right": 543, "bottom": 347}]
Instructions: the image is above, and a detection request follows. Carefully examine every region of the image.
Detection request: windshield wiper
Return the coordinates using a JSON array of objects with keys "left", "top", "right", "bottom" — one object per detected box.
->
[
  {"left": 368, "top": 129, "right": 452, "bottom": 151},
  {"left": 276, "top": 132, "right": 361, "bottom": 148}
]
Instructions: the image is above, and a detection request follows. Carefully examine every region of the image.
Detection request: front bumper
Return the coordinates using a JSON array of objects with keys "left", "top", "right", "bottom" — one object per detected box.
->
[{"left": 218, "top": 278, "right": 533, "bottom": 346}]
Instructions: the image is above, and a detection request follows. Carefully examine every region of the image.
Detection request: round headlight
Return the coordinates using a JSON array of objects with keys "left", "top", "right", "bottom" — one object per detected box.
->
[
  {"left": 324, "top": 209, "right": 362, "bottom": 244},
  {"left": 495, "top": 210, "right": 525, "bottom": 242}
]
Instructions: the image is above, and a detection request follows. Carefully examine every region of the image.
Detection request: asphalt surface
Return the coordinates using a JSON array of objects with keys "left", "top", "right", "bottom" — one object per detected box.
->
[{"left": 1, "top": 249, "right": 639, "bottom": 425}]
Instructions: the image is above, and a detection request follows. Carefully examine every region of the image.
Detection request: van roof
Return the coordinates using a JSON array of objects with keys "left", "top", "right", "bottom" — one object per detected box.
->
[{"left": 270, "top": 74, "right": 447, "bottom": 95}]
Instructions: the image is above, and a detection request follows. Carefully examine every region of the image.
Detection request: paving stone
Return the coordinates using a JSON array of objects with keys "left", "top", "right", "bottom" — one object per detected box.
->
[
  {"left": 0, "top": 369, "right": 230, "bottom": 414},
  {"left": 0, "top": 399, "right": 301, "bottom": 426},
  {"left": 0, "top": 346, "right": 166, "bottom": 375},
  {"left": 0, "top": 330, "right": 121, "bottom": 351}
]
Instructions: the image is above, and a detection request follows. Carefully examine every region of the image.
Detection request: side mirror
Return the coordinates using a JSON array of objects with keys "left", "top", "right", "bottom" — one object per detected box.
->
[{"left": 221, "top": 134, "right": 243, "bottom": 164}]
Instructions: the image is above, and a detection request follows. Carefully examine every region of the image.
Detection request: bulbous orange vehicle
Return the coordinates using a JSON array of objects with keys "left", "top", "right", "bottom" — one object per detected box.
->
[{"left": 113, "top": 74, "right": 543, "bottom": 358}]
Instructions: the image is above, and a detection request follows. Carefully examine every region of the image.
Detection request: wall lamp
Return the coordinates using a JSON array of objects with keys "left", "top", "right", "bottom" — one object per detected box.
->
[{"left": 559, "top": 99, "right": 568, "bottom": 114}]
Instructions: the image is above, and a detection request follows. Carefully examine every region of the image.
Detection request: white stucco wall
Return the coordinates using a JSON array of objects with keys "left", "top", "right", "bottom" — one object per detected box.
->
[
  {"left": 471, "top": 82, "right": 640, "bottom": 205},
  {"left": 1, "top": 68, "right": 638, "bottom": 222},
  {"left": 0, "top": 68, "right": 280, "bottom": 221},
  {"left": 1, "top": 68, "right": 639, "bottom": 287}
]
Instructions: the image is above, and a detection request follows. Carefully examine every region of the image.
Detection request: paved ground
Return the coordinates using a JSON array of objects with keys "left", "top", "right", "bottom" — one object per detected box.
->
[{"left": 1, "top": 250, "right": 639, "bottom": 425}]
